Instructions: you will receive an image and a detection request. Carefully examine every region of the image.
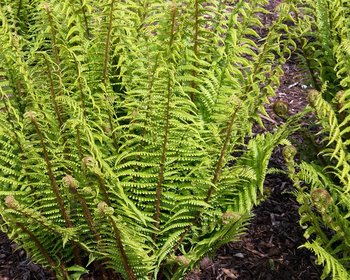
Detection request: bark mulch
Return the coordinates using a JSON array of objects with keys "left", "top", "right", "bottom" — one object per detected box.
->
[
  {"left": 0, "top": 232, "right": 53, "bottom": 280},
  {"left": 186, "top": 174, "right": 323, "bottom": 280}
]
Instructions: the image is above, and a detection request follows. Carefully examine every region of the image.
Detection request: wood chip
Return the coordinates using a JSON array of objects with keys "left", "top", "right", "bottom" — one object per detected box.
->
[{"left": 221, "top": 268, "right": 238, "bottom": 279}]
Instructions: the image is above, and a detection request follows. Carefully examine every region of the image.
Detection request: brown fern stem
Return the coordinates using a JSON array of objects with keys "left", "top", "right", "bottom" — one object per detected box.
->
[
  {"left": 173, "top": 104, "right": 241, "bottom": 251},
  {"left": 153, "top": 3, "right": 177, "bottom": 239},
  {"left": 44, "top": 56, "right": 74, "bottom": 175},
  {"left": 75, "top": 126, "right": 84, "bottom": 162},
  {"left": 29, "top": 115, "right": 72, "bottom": 228},
  {"left": 30, "top": 115, "right": 82, "bottom": 263},
  {"left": 153, "top": 80, "right": 171, "bottom": 235},
  {"left": 79, "top": 0, "right": 91, "bottom": 38},
  {"left": 2, "top": 97, "right": 22, "bottom": 150},
  {"left": 96, "top": 174, "right": 112, "bottom": 206},
  {"left": 102, "top": 0, "right": 115, "bottom": 84},
  {"left": 109, "top": 216, "right": 136, "bottom": 280},
  {"left": 16, "top": 222, "right": 68, "bottom": 279},
  {"left": 173, "top": 13, "right": 278, "bottom": 250},
  {"left": 174, "top": 15, "right": 285, "bottom": 252},
  {"left": 7, "top": 200, "right": 61, "bottom": 234},
  {"left": 168, "top": 3, "right": 177, "bottom": 50},
  {"left": 17, "top": 79, "right": 23, "bottom": 97},
  {"left": 45, "top": 58, "right": 64, "bottom": 127},
  {"left": 205, "top": 105, "right": 241, "bottom": 201},
  {"left": 45, "top": 6, "right": 61, "bottom": 68},
  {"left": 69, "top": 185, "right": 101, "bottom": 242},
  {"left": 190, "top": 0, "right": 199, "bottom": 101},
  {"left": 102, "top": 0, "right": 119, "bottom": 150}
]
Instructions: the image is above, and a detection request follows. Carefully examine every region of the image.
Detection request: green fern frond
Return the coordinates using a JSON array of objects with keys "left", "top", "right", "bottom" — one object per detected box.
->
[{"left": 303, "top": 241, "right": 350, "bottom": 280}]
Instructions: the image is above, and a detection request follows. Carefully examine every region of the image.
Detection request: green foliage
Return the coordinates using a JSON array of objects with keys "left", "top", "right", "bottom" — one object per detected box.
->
[
  {"left": 285, "top": 89, "right": 350, "bottom": 279},
  {"left": 293, "top": 0, "right": 350, "bottom": 100},
  {"left": 286, "top": 0, "right": 350, "bottom": 277},
  {"left": 0, "top": 0, "right": 296, "bottom": 279}
]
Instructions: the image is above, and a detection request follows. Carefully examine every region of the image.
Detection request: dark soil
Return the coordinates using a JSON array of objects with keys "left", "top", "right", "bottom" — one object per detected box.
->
[
  {"left": 0, "top": 1, "right": 323, "bottom": 279},
  {"left": 186, "top": 170, "right": 323, "bottom": 280},
  {"left": 0, "top": 232, "right": 53, "bottom": 280}
]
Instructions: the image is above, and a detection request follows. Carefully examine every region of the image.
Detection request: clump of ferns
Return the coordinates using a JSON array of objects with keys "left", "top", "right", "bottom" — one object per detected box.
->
[
  {"left": 0, "top": 0, "right": 300, "bottom": 279},
  {"left": 292, "top": 0, "right": 350, "bottom": 101},
  {"left": 284, "top": 86, "right": 350, "bottom": 280}
]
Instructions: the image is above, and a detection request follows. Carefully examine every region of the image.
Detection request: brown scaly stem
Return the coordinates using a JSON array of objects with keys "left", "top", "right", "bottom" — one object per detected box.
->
[
  {"left": 2, "top": 96, "right": 23, "bottom": 151},
  {"left": 205, "top": 106, "right": 241, "bottom": 202},
  {"left": 153, "top": 2, "right": 177, "bottom": 240},
  {"left": 153, "top": 80, "right": 170, "bottom": 238},
  {"left": 44, "top": 57, "right": 73, "bottom": 174},
  {"left": 174, "top": 11, "right": 278, "bottom": 250},
  {"left": 44, "top": 4, "right": 61, "bottom": 68},
  {"left": 102, "top": 0, "right": 115, "bottom": 85},
  {"left": 190, "top": 0, "right": 199, "bottom": 101},
  {"left": 173, "top": 104, "right": 241, "bottom": 251},
  {"left": 173, "top": 12, "right": 290, "bottom": 253},
  {"left": 75, "top": 126, "right": 84, "bottom": 162},
  {"left": 82, "top": 156, "right": 111, "bottom": 205},
  {"left": 98, "top": 202, "right": 136, "bottom": 280},
  {"left": 65, "top": 175, "right": 101, "bottom": 242},
  {"left": 96, "top": 174, "right": 112, "bottom": 206},
  {"left": 15, "top": 222, "right": 68, "bottom": 279},
  {"left": 28, "top": 113, "right": 81, "bottom": 265},
  {"left": 28, "top": 112, "right": 72, "bottom": 228},
  {"left": 102, "top": 0, "right": 119, "bottom": 151},
  {"left": 64, "top": 177, "right": 118, "bottom": 280},
  {"left": 17, "top": 79, "right": 23, "bottom": 97},
  {"left": 109, "top": 216, "right": 137, "bottom": 280},
  {"left": 79, "top": 0, "right": 91, "bottom": 38},
  {"left": 173, "top": 22, "right": 281, "bottom": 250},
  {"left": 43, "top": 4, "right": 75, "bottom": 162},
  {"left": 45, "top": 58, "right": 64, "bottom": 127},
  {"left": 5, "top": 195, "right": 67, "bottom": 235}
]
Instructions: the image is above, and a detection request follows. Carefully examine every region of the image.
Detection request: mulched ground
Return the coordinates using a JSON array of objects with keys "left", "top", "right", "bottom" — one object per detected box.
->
[
  {"left": 186, "top": 165, "right": 323, "bottom": 280},
  {"left": 0, "top": 1, "right": 324, "bottom": 279},
  {"left": 0, "top": 232, "right": 53, "bottom": 280}
]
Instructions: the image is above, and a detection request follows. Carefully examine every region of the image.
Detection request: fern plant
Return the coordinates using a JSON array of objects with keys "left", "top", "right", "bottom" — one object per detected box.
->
[
  {"left": 285, "top": 1, "right": 350, "bottom": 278},
  {"left": 285, "top": 88, "right": 350, "bottom": 279},
  {"left": 293, "top": 0, "right": 350, "bottom": 100},
  {"left": 0, "top": 0, "right": 297, "bottom": 279}
]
